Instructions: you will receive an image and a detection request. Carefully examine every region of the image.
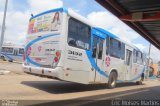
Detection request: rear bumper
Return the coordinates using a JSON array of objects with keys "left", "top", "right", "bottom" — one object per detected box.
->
[{"left": 22, "top": 64, "right": 63, "bottom": 79}]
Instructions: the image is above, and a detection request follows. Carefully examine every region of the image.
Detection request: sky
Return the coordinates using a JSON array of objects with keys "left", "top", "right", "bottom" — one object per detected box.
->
[{"left": 0, "top": 0, "right": 160, "bottom": 63}]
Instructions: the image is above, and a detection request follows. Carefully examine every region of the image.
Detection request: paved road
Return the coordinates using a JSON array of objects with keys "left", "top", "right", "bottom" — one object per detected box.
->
[{"left": 0, "top": 61, "right": 160, "bottom": 106}]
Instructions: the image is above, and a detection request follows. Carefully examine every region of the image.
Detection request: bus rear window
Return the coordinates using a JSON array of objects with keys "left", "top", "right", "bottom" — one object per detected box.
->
[
  {"left": 68, "top": 18, "right": 91, "bottom": 50},
  {"left": 28, "top": 12, "right": 62, "bottom": 34}
]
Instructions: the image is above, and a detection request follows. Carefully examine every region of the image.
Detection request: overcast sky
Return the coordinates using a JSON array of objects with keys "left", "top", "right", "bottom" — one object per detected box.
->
[{"left": 0, "top": 0, "right": 160, "bottom": 63}]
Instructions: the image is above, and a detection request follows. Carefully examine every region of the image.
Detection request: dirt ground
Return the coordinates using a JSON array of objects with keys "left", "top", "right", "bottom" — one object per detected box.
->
[{"left": 0, "top": 61, "right": 160, "bottom": 105}]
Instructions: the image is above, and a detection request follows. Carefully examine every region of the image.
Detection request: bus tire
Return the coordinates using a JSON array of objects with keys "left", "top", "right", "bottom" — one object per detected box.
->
[
  {"left": 136, "top": 74, "right": 144, "bottom": 85},
  {"left": 136, "top": 81, "right": 142, "bottom": 85},
  {"left": 108, "top": 72, "right": 117, "bottom": 89}
]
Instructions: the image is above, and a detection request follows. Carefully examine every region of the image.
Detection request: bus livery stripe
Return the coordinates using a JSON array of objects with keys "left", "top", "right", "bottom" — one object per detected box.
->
[
  {"left": 30, "top": 7, "right": 68, "bottom": 21},
  {"left": 86, "top": 50, "right": 146, "bottom": 82},
  {"left": 86, "top": 50, "right": 109, "bottom": 78},
  {"left": 25, "top": 34, "right": 61, "bottom": 66},
  {"left": 1, "top": 53, "right": 14, "bottom": 61}
]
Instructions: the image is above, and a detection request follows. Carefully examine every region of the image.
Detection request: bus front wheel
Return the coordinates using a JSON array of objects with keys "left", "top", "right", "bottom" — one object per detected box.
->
[{"left": 108, "top": 72, "right": 117, "bottom": 89}]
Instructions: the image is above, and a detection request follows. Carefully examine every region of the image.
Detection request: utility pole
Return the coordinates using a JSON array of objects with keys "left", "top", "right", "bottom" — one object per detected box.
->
[
  {"left": 0, "top": 0, "right": 8, "bottom": 57},
  {"left": 146, "top": 43, "right": 152, "bottom": 79}
]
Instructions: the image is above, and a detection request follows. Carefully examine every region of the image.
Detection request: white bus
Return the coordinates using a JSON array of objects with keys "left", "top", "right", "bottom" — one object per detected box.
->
[
  {"left": 1, "top": 45, "right": 24, "bottom": 62},
  {"left": 23, "top": 7, "right": 146, "bottom": 88}
]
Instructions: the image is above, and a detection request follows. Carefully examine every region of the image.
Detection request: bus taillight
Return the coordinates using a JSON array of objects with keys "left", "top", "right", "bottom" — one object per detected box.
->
[
  {"left": 56, "top": 51, "right": 61, "bottom": 57},
  {"left": 54, "top": 51, "right": 61, "bottom": 63},
  {"left": 54, "top": 57, "right": 59, "bottom": 63}
]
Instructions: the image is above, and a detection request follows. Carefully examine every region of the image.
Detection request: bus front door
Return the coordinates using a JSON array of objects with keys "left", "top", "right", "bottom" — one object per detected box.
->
[
  {"left": 125, "top": 47, "right": 133, "bottom": 81},
  {"left": 92, "top": 36, "right": 104, "bottom": 82}
]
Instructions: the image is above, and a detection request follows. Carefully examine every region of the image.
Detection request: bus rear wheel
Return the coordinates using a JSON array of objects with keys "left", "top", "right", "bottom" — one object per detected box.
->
[
  {"left": 108, "top": 72, "right": 117, "bottom": 89},
  {"left": 136, "top": 74, "right": 144, "bottom": 85},
  {"left": 136, "top": 81, "right": 142, "bottom": 85}
]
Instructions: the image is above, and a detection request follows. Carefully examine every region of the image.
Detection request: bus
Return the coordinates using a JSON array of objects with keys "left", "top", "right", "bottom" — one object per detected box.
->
[
  {"left": 23, "top": 7, "right": 147, "bottom": 88},
  {"left": 1, "top": 45, "right": 24, "bottom": 62}
]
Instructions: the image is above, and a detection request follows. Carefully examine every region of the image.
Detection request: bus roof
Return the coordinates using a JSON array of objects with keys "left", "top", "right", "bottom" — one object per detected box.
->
[{"left": 29, "top": 7, "right": 143, "bottom": 52}]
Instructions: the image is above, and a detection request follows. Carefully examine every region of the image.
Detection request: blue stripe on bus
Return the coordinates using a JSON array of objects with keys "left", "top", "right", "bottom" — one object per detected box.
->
[
  {"left": 85, "top": 50, "right": 146, "bottom": 82},
  {"left": 30, "top": 7, "right": 68, "bottom": 21},
  {"left": 86, "top": 50, "right": 109, "bottom": 78},
  {"left": 25, "top": 34, "right": 61, "bottom": 66},
  {"left": 1, "top": 53, "right": 23, "bottom": 57},
  {"left": 93, "top": 27, "right": 118, "bottom": 39},
  {"left": 1, "top": 53, "right": 14, "bottom": 61},
  {"left": 128, "top": 66, "right": 146, "bottom": 82}
]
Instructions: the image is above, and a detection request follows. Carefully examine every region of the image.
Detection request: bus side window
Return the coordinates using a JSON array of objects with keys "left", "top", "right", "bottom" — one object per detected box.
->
[
  {"left": 3, "top": 47, "right": 13, "bottom": 54},
  {"left": 137, "top": 51, "right": 143, "bottom": 64},
  {"left": 133, "top": 49, "right": 137, "bottom": 63},
  {"left": 109, "top": 38, "right": 121, "bottom": 58}
]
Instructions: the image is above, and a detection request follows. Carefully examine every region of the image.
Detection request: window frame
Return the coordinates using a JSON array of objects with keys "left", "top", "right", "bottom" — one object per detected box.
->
[
  {"left": 67, "top": 17, "right": 91, "bottom": 50},
  {"left": 109, "top": 38, "right": 121, "bottom": 59}
]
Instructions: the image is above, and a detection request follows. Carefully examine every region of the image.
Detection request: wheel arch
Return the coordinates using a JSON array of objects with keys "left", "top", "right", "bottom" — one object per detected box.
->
[{"left": 109, "top": 68, "right": 118, "bottom": 78}]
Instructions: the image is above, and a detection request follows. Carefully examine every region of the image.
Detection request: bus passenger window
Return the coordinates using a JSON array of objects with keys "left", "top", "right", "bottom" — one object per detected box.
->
[
  {"left": 137, "top": 51, "right": 142, "bottom": 64},
  {"left": 2, "top": 47, "right": 13, "bottom": 54},
  {"left": 110, "top": 38, "right": 121, "bottom": 58},
  {"left": 133, "top": 49, "right": 137, "bottom": 63}
]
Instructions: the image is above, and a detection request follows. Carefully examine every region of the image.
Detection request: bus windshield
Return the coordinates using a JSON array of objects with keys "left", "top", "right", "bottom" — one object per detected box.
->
[
  {"left": 28, "top": 12, "right": 62, "bottom": 34},
  {"left": 2, "top": 47, "right": 13, "bottom": 54}
]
